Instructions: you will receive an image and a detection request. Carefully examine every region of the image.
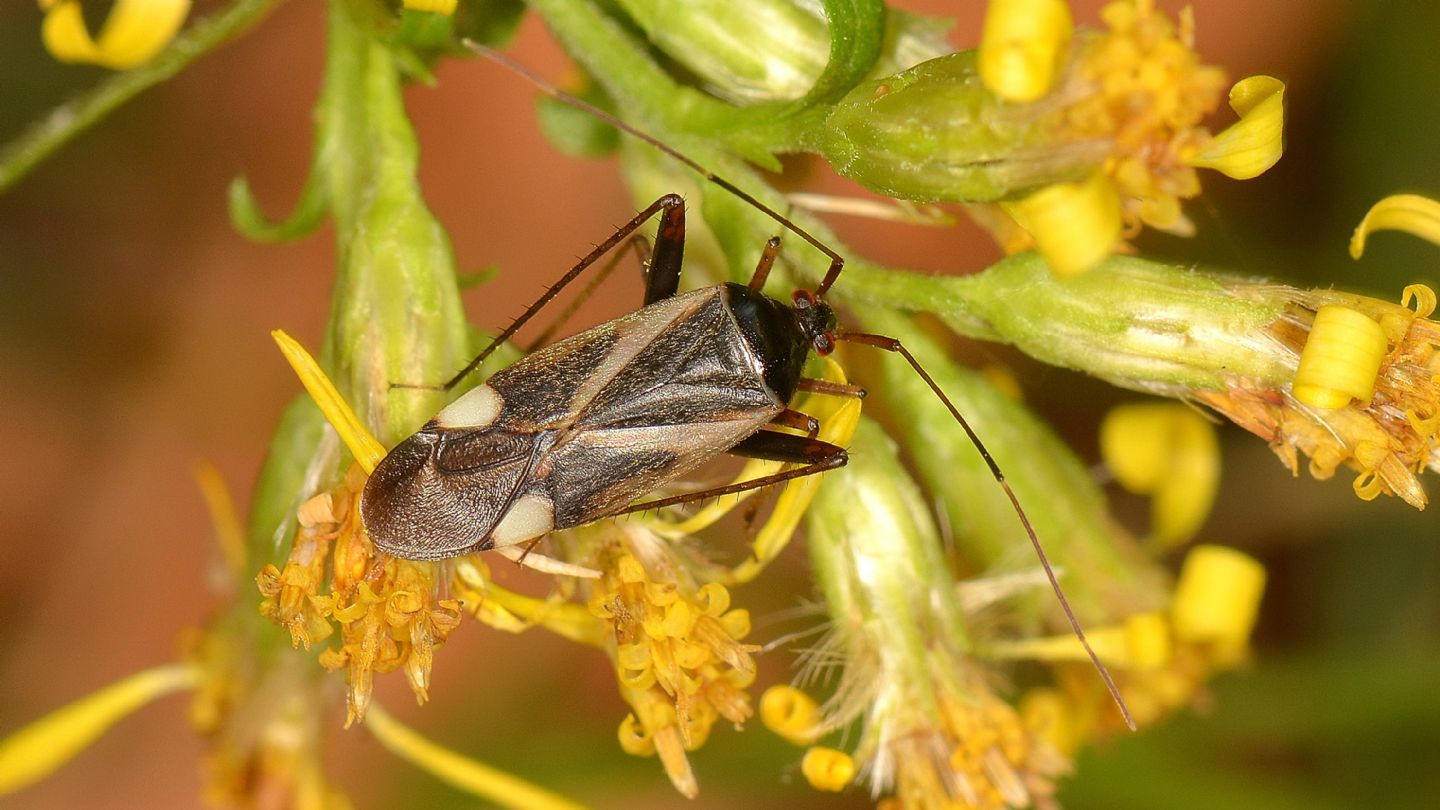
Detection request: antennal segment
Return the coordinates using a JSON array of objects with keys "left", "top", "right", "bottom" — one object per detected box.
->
[{"left": 464, "top": 40, "right": 844, "bottom": 293}]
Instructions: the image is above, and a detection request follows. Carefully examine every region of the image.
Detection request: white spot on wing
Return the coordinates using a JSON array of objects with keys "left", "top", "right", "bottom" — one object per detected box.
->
[
  {"left": 435, "top": 384, "right": 504, "bottom": 429},
  {"left": 489, "top": 493, "right": 555, "bottom": 547}
]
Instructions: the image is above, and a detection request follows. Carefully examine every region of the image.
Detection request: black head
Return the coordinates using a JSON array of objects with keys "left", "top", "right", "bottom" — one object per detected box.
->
[{"left": 789, "top": 288, "right": 839, "bottom": 355}]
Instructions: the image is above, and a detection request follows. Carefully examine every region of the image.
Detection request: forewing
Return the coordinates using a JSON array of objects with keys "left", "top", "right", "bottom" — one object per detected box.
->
[
  {"left": 361, "top": 427, "right": 540, "bottom": 560},
  {"left": 540, "top": 289, "right": 783, "bottom": 526}
]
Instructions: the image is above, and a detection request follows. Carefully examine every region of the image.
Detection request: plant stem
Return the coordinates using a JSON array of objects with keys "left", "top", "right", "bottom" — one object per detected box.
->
[{"left": 0, "top": 0, "right": 288, "bottom": 193}]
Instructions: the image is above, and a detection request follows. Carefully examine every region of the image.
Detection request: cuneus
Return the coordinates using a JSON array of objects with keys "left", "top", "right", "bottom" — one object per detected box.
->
[{"left": 357, "top": 44, "right": 1134, "bottom": 730}]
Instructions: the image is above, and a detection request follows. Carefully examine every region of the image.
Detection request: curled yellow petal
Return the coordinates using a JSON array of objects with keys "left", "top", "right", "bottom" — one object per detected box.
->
[
  {"left": 403, "top": 0, "right": 458, "bottom": 13},
  {"left": 1171, "top": 545, "right": 1266, "bottom": 661},
  {"left": 760, "top": 685, "right": 821, "bottom": 745},
  {"left": 40, "top": 0, "right": 191, "bottom": 70},
  {"left": 1191, "top": 75, "right": 1285, "bottom": 179},
  {"left": 1100, "top": 402, "right": 1221, "bottom": 547},
  {"left": 1401, "top": 284, "right": 1438, "bottom": 319},
  {"left": 1292, "top": 306, "right": 1388, "bottom": 409},
  {"left": 979, "top": 0, "right": 1073, "bottom": 103},
  {"left": 1350, "top": 194, "right": 1440, "bottom": 259},
  {"left": 271, "top": 329, "right": 387, "bottom": 473},
  {"left": 365, "top": 704, "right": 586, "bottom": 810},
  {"left": 0, "top": 663, "right": 198, "bottom": 795},
  {"left": 1004, "top": 173, "right": 1122, "bottom": 276},
  {"left": 801, "top": 747, "right": 855, "bottom": 792}
]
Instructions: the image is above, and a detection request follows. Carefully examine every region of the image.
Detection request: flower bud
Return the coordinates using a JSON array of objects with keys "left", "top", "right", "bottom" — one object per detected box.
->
[
  {"left": 810, "top": 51, "right": 1103, "bottom": 202},
  {"left": 617, "top": 0, "right": 830, "bottom": 104}
]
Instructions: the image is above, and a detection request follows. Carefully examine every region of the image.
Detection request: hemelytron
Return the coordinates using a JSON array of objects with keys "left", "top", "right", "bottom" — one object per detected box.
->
[{"left": 356, "top": 43, "right": 1135, "bottom": 728}]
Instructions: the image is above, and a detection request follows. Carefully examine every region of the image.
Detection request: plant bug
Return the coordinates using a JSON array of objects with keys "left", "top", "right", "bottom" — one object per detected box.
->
[{"left": 358, "top": 43, "right": 1134, "bottom": 729}]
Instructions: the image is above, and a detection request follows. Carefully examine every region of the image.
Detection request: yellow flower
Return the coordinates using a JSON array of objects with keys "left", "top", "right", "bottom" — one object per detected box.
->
[
  {"left": 39, "top": 0, "right": 190, "bottom": 69},
  {"left": 1197, "top": 282, "right": 1440, "bottom": 509},
  {"left": 587, "top": 527, "right": 760, "bottom": 798},
  {"left": 1100, "top": 401, "right": 1221, "bottom": 547},
  {"left": 982, "top": 1, "right": 1284, "bottom": 275}
]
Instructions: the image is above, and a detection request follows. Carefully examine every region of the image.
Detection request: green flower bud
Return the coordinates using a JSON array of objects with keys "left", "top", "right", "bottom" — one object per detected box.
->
[
  {"left": 807, "top": 416, "right": 971, "bottom": 660},
  {"left": 807, "top": 51, "right": 1103, "bottom": 202},
  {"left": 616, "top": 0, "right": 830, "bottom": 104}
]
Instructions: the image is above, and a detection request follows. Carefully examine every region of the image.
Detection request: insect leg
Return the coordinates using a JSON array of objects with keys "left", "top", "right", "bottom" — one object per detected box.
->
[
  {"left": 769, "top": 408, "right": 820, "bottom": 438},
  {"left": 440, "top": 194, "right": 688, "bottom": 391},
  {"left": 836, "top": 329, "right": 1137, "bottom": 730},
  {"left": 606, "top": 432, "right": 848, "bottom": 516},
  {"left": 493, "top": 543, "right": 600, "bottom": 578},
  {"left": 524, "top": 234, "right": 651, "bottom": 352},
  {"left": 796, "top": 378, "right": 867, "bottom": 399},
  {"left": 468, "top": 42, "right": 845, "bottom": 295},
  {"left": 748, "top": 236, "right": 782, "bottom": 291}
]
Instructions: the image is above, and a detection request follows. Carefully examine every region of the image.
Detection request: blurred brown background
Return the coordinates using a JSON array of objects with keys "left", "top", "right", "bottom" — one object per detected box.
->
[{"left": 2, "top": 1, "right": 1438, "bottom": 808}]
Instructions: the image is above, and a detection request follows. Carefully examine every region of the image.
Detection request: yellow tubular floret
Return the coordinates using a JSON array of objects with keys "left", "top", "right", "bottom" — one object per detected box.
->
[
  {"left": 1005, "top": 173, "right": 1122, "bottom": 276},
  {"left": 979, "top": 0, "right": 1074, "bottom": 102},
  {"left": 1292, "top": 306, "right": 1388, "bottom": 409},
  {"left": 0, "top": 664, "right": 198, "bottom": 795},
  {"left": 760, "top": 685, "right": 821, "bottom": 745},
  {"left": 1191, "top": 76, "right": 1285, "bottom": 179},
  {"left": 1171, "top": 545, "right": 1266, "bottom": 663},
  {"left": 1100, "top": 402, "right": 1221, "bottom": 547},
  {"left": 40, "top": 0, "right": 191, "bottom": 69},
  {"left": 1350, "top": 194, "right": 1440, "bottom": 258},
  {"left": 271, "top": 330, "right": 387, "bottom": 473},
  {"left": 801, "top": 747, "right": 855, "bottom": 792}
]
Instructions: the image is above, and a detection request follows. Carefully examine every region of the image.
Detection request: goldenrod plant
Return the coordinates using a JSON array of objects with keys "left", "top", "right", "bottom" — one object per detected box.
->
[{"left": 2, "top": 1, "right": 1438, "bottom": 808}]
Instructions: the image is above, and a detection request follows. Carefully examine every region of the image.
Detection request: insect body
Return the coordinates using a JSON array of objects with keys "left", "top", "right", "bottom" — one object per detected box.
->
[
  {"left": 362, "top": 279, "right": 838, "bottom": 560},
  {"left": 358, "top": 43, "right": 1134, "bottom": 727}
]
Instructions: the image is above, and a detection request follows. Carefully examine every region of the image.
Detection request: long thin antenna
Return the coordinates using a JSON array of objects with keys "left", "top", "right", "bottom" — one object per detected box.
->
[
  {"left": 463, "top": 41, "right": 845, "bottom": 294},
  {"left": 839, "top": 331, "right": 1136, "bottom": 731}
]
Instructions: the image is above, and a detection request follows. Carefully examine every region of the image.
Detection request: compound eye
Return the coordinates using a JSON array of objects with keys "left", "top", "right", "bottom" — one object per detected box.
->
[
  {"left": 814, "top": 331, "right": 836, "bottom": 356},
  {"left": 791, "top": 289, "right": 816, "bottom": 309}
]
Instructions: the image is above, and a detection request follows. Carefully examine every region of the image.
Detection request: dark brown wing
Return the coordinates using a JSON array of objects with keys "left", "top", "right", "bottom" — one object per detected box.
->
[
  {"left": 360, "top": 427, "right": 542, "bottom": 560},
  {"left": 505, "top": 287, "right": 783, "bottom": 526}
]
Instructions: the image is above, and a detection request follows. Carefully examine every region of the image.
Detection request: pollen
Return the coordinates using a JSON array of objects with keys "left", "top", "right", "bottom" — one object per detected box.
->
[
  {"left": 979, "top": 0, "right": 1074, "bottom": 103},
  {"left": 39, "top": 0, "right": 190, "bottom": 70}
]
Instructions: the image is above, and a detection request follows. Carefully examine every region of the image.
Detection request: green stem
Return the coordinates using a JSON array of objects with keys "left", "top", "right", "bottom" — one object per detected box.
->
[
  {"left": 0, "top": 0, "right": 288, "bottom": 193},
  {"left": 529, "top": 0, "right": 883, "bottom": 165}
]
